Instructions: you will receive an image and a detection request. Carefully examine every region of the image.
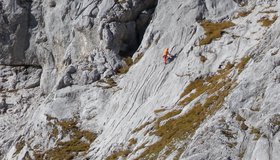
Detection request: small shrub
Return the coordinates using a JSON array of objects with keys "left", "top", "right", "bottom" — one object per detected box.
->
[
  {"left": 236, "top": 114, "right": 246, "bottom": 122},
  {"left": 117, "top": 57, "right": 133, "bottom": 74},
  {"left": 15, "top": 140, "right": 25, "bottom": 155},
  {"left": 200, "top": 55, "right": 207, "bottom": 63},
  {"left": 241, "top": 122, "right": 249, "bottom": 130},
  {"left": 250, "top": 127, "right": 261, "bottom": 140}
]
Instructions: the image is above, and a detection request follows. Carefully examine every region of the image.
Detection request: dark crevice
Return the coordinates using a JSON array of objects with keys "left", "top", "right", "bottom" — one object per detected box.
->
[{"left": 118, "top": 4, "right": 157, "bottom": 58}]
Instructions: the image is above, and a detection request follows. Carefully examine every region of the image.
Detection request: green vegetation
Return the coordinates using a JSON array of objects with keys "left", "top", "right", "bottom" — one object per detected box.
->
[
  {"left": 35, "top": 117, "right": 97, "bottom": 160},
  {"left": 135, "top": 142, "right": 148, "bottom": 152},
  {"left": 250, "top": 127, "right": 261, "bottom": 140},
  {"left": 199, "top": 21, "right": 235, "bottom": 45},
  {"left": 179, "top": 63, "right": 234, "bottom": 106},
  {"left": 258, "top": 16, "right": 278, "bottom": 27},
  {"left": 241, "top": 122, "right": 249, "bottom": 130},
  {"left": 108, "top": 56, "right": 250, "bottom": 159},
  {"left": 235, "top": 114, "right": 248, "bottom": 130},
  {"left": 236, "top": 56, "right": 251, "bottom": 73},
  {"left": 134, "top": 57, "right": 250, "bottom": 159},
  {"left": 154, "top": 109, "right": 182, "bottom": 128},
  {"left": 236, "top": 114, "right": 245, "bottom": 122}
]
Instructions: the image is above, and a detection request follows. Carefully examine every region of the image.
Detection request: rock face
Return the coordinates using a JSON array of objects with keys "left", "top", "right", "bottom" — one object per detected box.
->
[{"left": 1, "top": 0, "right": 280, "bottom": 160}]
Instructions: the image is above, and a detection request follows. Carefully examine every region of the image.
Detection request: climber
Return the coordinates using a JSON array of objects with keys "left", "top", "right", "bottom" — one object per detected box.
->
[{"left": 163, "top": 48, "right": 171, "bottom": 65}]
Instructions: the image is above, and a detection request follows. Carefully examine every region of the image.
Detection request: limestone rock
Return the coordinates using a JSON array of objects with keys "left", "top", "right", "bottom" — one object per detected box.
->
[{"left": 1, "top": 0, "right": 280, "bottom": 160}]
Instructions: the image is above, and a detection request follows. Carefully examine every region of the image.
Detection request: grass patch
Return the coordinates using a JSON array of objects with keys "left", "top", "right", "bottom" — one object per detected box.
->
[
  {"left": 179, "top": 63, "right": 234, "bottom": 106},
  {"left": 259, "top": 10, "right": 277, "bottom": 14},
  {"left": 117, "top": 57, "right": 133, "bottom": 74},
  {"left": 15, "top": 140, "right": 25, "bottom": 155},
  {"left": 258, "top": 16, "right": 278, "bottom": 27},
  {"left": 241, "top": 122, "right": 249, "bottom": 130},
  {"left": 135, "top": 142, "right": 148, "bottom": 152},
  {"left": 250, "top": 127, "right": 261, "bottom": 140},
  {"left": 236, "top": 114, "right": 245, "bottom": 122},
  {"left": 106, "top": 149, "right": 131, "bottom": 160},
  {"left": 135, "top": 57, "right": 250, "bottom": 159},
  {"left": 221, "top": 128, "right": 236, "bottom": 139},
  {"left": 154, "top": 109, "right": 182, "bottom": 128},
  {"left": 111, "top": 56, "right": 251, "bottom": 159},
  {"left": 270, "top": 114, "right": 280, "bottom": 126},
  {"left": 103, "top": 78, "right": 117, "bottom": 89},
  {"left": 128, "top": 138, "right": 137, "bottom": 147},
  {"left": 236, "top": 11, "right": 251, "bottom": 18},
  {"left": 154, "top": 108, "right": 167, "bottom": 114},
  {"left": 238, "top": 149, "right": 246, "bottom": 159},
  {"left": 236, "top": 56, "right": 251, "bottom": 73},
  {"left": 132, "top": 121, "right": 154, "bottom": 134},
  {"left": 227, "top": 142, "right": 237, "bottom": 148},
  {"left": 199, "top": 21, "right": 235, "bottom": 46},
  {"left": 235, "top": 114, "right": 248, "bottom": 130},
  {"left": 36, "top": 118, "right": 97, "bottom": 160},
  {"left": 136, "top": 70, "right": 237, "bottom": 159},
  {"left": 133, "top": 53, "right": 144, "bottom": 64}
]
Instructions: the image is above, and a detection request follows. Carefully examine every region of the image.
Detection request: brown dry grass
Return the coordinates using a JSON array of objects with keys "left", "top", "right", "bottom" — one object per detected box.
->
[
  {"left": 258, "top": 16, "right": 278, "bottom": 27},
  {"left": 199, "top": 21, "right": 235, "bottom": 45}
]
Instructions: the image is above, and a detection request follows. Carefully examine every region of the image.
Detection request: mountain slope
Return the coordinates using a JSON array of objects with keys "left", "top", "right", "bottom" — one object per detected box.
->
[{"left": 0, "top": 0, "right": 280, "bottom": 160}]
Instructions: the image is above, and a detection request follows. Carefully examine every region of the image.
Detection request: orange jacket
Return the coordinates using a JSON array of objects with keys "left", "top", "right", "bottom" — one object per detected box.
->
[{"left": 163, "top": 48, "right": 169, "bottom": 57}]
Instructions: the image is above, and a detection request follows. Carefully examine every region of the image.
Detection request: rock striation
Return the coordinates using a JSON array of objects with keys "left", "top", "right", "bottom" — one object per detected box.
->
[{"left": 0, "top": 0, "right": 280, "bottom": 160}]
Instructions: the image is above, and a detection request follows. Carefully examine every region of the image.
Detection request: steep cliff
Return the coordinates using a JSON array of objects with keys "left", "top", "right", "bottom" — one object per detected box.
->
[{"left": 0, "top": 0, "right": 280, "bottom": 160}]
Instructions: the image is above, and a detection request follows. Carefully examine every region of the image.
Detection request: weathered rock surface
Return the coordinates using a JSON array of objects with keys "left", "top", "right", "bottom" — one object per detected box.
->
[{"left": 1, "top": 0, "right": 280, "bottom": 160}]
